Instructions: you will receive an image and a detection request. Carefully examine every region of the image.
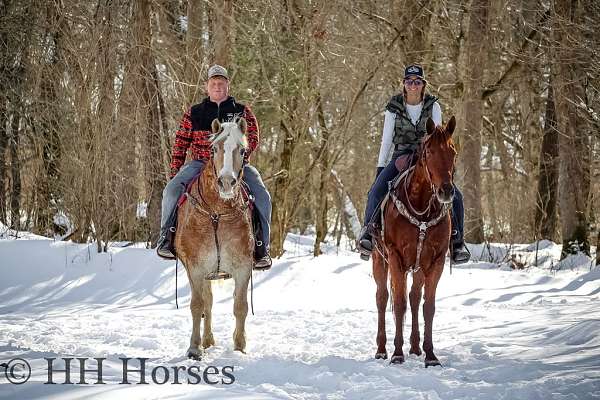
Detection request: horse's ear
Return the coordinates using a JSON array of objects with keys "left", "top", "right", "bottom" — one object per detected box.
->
[
  {"left": 211, "top": 119, "right": 221, "bottom": 134},
  {"left": 426, "top": 118, "right": 436, "bottom": 135},
  {"left": 237, "top": 117, "right": 247, "bottom": 133},
  {"left": 446, "top": 116, "right": 456, "bottom": 136}
]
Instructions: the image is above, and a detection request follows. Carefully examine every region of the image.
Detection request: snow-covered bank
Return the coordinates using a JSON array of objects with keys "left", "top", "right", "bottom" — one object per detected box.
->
[{"left": 1, "top": 233, "right": 599, "bottom": 399}]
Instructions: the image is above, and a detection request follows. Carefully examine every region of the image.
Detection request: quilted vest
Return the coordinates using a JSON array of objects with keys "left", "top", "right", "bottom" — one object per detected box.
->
[{"left": 385, "top": 93, "right": 438, "bottom": 154}]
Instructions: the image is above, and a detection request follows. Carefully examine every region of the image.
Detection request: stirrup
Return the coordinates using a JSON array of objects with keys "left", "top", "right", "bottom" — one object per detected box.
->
[
  {"left": 357, "top": 233, "right": 373, "bottom": 260},
  {"left": 205, "top": 270, "right": 232, "bottom": 280},
  {"left": 451, "top": 244, "right": 471, "bottom": 264},
  {"left": 156, "top": 227, "right": 176, "bottom": 260},
  {"left": 254, "top": 255, "right": 272, "bottom": 271}
]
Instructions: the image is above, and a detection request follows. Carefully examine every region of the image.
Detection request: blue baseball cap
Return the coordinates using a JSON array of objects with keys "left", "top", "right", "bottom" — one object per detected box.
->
[{"left": 404, "top": 64, "right": 425, "bottom": 80}]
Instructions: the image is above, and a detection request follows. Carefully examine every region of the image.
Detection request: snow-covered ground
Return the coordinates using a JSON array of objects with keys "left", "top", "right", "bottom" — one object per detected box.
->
[{"left": 0, "top": 229, "right": 599, "bottom": 399}]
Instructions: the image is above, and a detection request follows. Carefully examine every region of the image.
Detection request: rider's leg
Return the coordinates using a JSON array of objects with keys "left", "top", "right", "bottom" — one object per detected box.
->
[
  {"left": 358, "top": 161, "right": 400, "bottom": 256},
  {"left": 157, "top": 160, "right": 206, "bottom": 259},
  {"left": 450, "top": 185, "right": 470, "bottom": 263},
  {"left": 242, "top": 164, "right": 272, "bottom": 270}
]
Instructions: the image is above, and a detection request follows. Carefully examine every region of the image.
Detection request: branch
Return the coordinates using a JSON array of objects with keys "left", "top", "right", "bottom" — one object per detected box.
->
[{"left": 481, "top": 9, "right": 551, "bottom": 100}]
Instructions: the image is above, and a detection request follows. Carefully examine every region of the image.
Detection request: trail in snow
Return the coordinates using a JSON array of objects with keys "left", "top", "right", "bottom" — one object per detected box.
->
[{"left": 0, "top": 231, "right": 599, "bottom": 399}]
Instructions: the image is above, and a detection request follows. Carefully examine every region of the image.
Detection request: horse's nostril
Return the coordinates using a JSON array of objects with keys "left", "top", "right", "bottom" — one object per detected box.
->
[
  {"left": 230, "top": 178, "right": 236, "bottom": 187},
  {"left": 217, "top": 177, "right": 224, "bottom": 188}
]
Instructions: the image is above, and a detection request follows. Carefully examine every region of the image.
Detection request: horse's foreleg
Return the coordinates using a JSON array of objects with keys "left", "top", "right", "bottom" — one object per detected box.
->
[
  {"left": 409, "top": 272, "right": 424, "bottom": 356},
  {"left": 233, "top": 270, "right": 250, "bottom": 353},
  {"left": 423, "top": 259, "right": 444, "bottom": 367},
  {"left": 373, "top": 252, "right": 388, "bottom": 359},
  {"left": 201, "top": 281, "right": 215, "bottom": 349},
  {"left": 187, "top": 282, "right": 204, "bottom": 360},
  {"left": 389, "top": 254, "right": 408, "bottom": 364}
]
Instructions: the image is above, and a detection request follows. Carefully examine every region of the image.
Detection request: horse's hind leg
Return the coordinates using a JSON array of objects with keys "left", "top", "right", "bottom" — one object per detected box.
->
[
  {"left": 423, "top": 260, "right": 444, "bottom": 367},
  {"left": 409, "top": 272, "right": 424, "bottom": 356},
  {"left": 233, "top": 270, "right": 251, "bottom": 353},
  {"left": 201, "top": 281, "right": 215, "bottom": 349},
  {"left": 187, "top": 281, "right": 204, "bottom": 360},
  {"left": 373, "top": 252, "right": 388, "bottom": 359}
]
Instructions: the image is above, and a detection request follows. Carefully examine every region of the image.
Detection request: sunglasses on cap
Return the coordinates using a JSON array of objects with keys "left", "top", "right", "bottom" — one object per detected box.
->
[{"left": 404, "top": 78, "right": 424, "bottom": 87}]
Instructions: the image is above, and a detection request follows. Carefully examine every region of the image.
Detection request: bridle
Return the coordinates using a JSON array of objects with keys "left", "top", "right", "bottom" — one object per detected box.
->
[{"left": 403, "top": 134, "right": 436, "bottom": 217}]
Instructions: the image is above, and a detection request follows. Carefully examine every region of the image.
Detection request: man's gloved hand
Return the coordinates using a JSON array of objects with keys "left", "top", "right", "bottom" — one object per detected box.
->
[{"left": 376, "top": 167, "right": 384, "bottom": 178}]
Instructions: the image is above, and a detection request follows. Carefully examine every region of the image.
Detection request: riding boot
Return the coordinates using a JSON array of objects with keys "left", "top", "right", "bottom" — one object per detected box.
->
[
  {"left": 451, "top": 242, "right": 470, "bottom": 264},
  {"left": 156, "top": 226, "right": 177, "bottom": 260},
  {"left": 253, "top": 242, "right": 272, "bottom": 270},
  {"left": 254, "top": 252, "right": 272, "bottom": 270},
  {"left": 357, "top": 226, "right": 373, "bottom": 260}
]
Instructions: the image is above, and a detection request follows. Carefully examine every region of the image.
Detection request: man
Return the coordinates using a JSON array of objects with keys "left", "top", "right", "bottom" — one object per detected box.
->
[
  {"left": 357, "top": 64, "right": 470, "bottom": 264},
  {"left": 156, "top": 65, "right": 272, "bottom": 270}
]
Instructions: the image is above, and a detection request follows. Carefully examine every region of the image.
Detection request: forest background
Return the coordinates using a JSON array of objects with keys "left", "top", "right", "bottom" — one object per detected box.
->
[{"left": 0, "top": 0, "right": 598, "bottom": 262}]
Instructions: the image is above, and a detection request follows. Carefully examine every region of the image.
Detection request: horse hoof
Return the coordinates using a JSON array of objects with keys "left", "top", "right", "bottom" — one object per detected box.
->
[
  {"left": 187, "top": 347, "right": 202, "bottom": 360},
  {"left": 375, "top": 352, "right": 388, "bottom": 360},
  {"left": 409, "top": 348, "right": 422, "bottom": 356},
  {"left": 425, "top": 358, "right": 441, "bottom": 368},
  {"left": 390, "top": 355, "right": 405, "bottom": 364}
]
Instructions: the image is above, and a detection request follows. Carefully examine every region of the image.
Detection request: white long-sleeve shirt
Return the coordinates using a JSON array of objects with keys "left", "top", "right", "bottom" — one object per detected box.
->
[{"left": 377, "top": 101, "right": 442, "bottom": 167}]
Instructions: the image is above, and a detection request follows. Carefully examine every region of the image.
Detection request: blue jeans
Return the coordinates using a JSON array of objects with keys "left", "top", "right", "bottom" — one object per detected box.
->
[
  {"left": 160, "top": 160, "right": 271, "bottom": 251},
  {"left": 363, "top": 155, "right": 465, "bottom": 245}
]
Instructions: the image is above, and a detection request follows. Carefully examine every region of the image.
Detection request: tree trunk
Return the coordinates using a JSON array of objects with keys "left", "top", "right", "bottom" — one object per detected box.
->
[
  {"left": 184, "top": 0, "right": 204, "bottom": 104},
  {"left": 133, "top": 0, "right": 166, "bottom": 246},
  {"left": 313, "top": 94, "right": 330, "bottom": 257},
  {"left": 330, "top": 170, "right": 361, "bottom": 241},
  {"left": 9, "top": 110, "right": 20, "bottom": 230},
  {"left": 212, "top": 0, "right": 233, "bottom": 66},
  {"left": 0, "top": 101, "right": 7, "bottom": 225},
  {"left": 269, "top": 0, "right": 304, "bottom": 257},
  {"left": 37, "top": 1, "right": 64, "bottom": 235},
  {"left": 596, "top": 230, "right": 600, "bottom": 266},
  {"left": 553, "top": 0, "right": 591, "bottom": 258},
  {"left": 0, "top": 6, "right": 7, "bottom": 225},
  {"left": 270, "top": 120, "right": 294, "bottom": 257},
  {"left": 535, "top": 81, "right": 559, "bottom": 241},
  {"left": 457, "top": 0, "right": 489, "bottom": 243}
]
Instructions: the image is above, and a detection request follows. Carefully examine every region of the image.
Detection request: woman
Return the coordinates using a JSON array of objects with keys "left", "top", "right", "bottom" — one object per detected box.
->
[{"left": 357, "top": 64, "right": 470, "bottom": 264}]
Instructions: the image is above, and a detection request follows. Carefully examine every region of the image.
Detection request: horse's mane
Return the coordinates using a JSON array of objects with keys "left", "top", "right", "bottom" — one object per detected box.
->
[
  {"left": 211, "top": 118, "right": 248, "bottom": 149},
  {"left": 418, "top": 124, "right": 455, "bottom": 155}
]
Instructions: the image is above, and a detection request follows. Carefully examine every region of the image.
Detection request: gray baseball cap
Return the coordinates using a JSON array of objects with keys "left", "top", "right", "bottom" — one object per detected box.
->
[{"left": 207, "top": 64, "right": 229, "bottom": 80}]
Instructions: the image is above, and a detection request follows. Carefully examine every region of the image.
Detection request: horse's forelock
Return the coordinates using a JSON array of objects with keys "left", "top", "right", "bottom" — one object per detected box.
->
[{"left": 210, "top": 121, "right": 247, "bottom": 148}]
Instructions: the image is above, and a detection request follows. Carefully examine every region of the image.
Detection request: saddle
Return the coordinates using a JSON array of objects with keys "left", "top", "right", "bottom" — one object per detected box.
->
[{"left": 373, "top": 153, "right": 417, "bottom": 240}]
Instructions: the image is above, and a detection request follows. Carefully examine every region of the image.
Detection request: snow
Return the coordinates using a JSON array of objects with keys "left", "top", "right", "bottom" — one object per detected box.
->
[{"left": 1, "top": 230, "right": 599, "bottom": 399}]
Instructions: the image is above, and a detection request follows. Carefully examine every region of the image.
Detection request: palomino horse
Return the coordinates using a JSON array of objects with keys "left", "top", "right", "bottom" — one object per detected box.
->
[
  {"left": 174, "top": 117, "right": 254, "bottom": 360},
  {"left": 373, "top": 116, "right": 457, "bottom": 367}
]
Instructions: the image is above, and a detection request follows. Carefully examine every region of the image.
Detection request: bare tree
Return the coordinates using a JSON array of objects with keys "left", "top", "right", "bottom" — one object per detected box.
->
[
  {"left": 457, "top": 0, "right": 489, "bottom": 243},
  {"left": 552, "top": 0, "right": 592, "bottom": 257}
]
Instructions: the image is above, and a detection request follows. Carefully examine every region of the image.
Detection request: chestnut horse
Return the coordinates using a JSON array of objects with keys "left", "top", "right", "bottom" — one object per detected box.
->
[
  {"left": 373, "top": 116, "right": 457, "bottom": 367},
  {"left": 174, "top": 117, "right": 254, "bottom": 360}
]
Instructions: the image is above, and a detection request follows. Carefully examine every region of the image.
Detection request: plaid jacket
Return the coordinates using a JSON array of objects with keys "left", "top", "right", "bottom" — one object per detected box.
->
[{"left": 170, "top": 96, "right": 259, "bottom": 177}]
